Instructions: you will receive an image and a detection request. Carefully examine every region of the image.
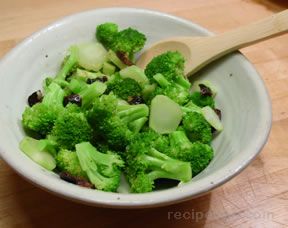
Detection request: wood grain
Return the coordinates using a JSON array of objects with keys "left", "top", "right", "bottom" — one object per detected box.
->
[{"left": 0, "top": 0, "right": 287, "bottom": 227}]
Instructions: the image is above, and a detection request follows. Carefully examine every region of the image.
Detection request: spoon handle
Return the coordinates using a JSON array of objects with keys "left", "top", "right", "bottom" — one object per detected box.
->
[{"left": 187, "top": 9, "right": 288, "bottom": 75}]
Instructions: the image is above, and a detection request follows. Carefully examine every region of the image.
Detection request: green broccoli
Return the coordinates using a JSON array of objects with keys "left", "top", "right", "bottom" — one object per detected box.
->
[
  {"left": 96, "top": 23, "right": 146, "bottom": 60},
  {"left": 111, "top": 28, "right": 146, "bottom": 59},
  {"left": 147, "top": 73, "right": 190, "bottom": 105},
  {"left": 51, "top": 109, "right": 93, "bottom": 150},
  {"left": 182, "top": 112, "right": 212, "bottom": 144},
  {"left": 87, "top": 93, "right": 149, "bottom": 150},
  {"left": 96, "top": 22, "right": 119, "bottom": 49},
  {"left": 107, "top": 74, "right": 142, "bottom": 100},
  {"left": 55, "top": 46, "right": 78, "bottom": 83},
  {"left": 181, "top": 101, "right": 202, "bottom": 115},
  {"left": 145, "top": 51, "right": 190, "bottom": 88},
  {"left": 19, "top": 136, "right": 58, "bottom": 171},
  {"left": 22, "top": 82, "right": 65, "bottom": 136},
  {"left": 56, "top": 149, "right": 87, "bottom": 178},
  {"left": 125, "top": 131, "right": 192, "bottom": 193},
  {"left": 189, "top": 91, "right": 215, "bottom": 108},
  {"left": 75, "top": 142, "right": 124, "bottom": 192},
  {"left": 169, "top": 131, "right": 214, "bottom": 175}
]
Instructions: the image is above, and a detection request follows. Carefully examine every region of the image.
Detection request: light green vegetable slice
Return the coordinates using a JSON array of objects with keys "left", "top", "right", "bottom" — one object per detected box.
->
[
  {"left": 20, "top": 137, "right": 56, "bottom": 171},
  {"left": 77, "top": 42, "right": 107, "bottom": 71},
  {"left": 102, "top": 62, "right": 116, "bottom": 75},
  {"left": 149, "top": 95, "right": 182, "bottom": 134},
  {"left": 202, "top": 106, "right": 223, "bottom": 131}
]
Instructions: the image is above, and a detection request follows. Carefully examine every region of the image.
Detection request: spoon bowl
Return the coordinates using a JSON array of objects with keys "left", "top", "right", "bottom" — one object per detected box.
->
[{"left": 137, "top": 9, "right": 288, "bottom": 76}]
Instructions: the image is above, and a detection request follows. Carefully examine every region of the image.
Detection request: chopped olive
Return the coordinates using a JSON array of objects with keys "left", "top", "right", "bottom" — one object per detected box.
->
[
  {"left": 59, "top": 172, "right": 94, "bottom": 188},
  {"left": 63, "top": 94, "right": 82, "bottom": 107},
  {"left": 86, "top": 76, "right": 108, "bottom": 84},
  {"left": 116, "top": 51, "right": 134, "bottom": 66},
  {"left": 59, "top": 172, "right": 77, "bottom": 184},
  {"left": 199, "top": 84, "right": 212, "bottom": 97},
  {"left": 28, "top": 90, "right": 43, "bottom": 107},
  {"left": 128, "top": 96, "right": 144, "bottom": 105}
]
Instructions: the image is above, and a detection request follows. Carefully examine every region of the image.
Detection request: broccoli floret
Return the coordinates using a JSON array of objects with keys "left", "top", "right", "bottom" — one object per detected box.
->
[
  {"left": 22, "top": 82, "right": 65, "bottom": 136},
  {"left": 56, "top": 149, "right": 87, "bottom": 178},
  {"left": 19, "top": 136, "right": 57, "bottom": 171},
  {"left": 87, "top": 93, "right": 149, "bottom": 150},
  {"left": 182, "top": 112, "right": 212, "bottom": 144},
  {"left": 78, "top": 81, "right": 107, "bottom": 109},
  {"left": 169, "top": 131, "right": 214, "bottom": 175},
  {"left": 96, "top": 23, "right": 146, "bottom": 60},
  {"left": 96, "top": 22, "right": 119, "bottom": 48},
  {"left": 189, "top": 92, "right": 215, "bottom": 108},
  {"left": 76, "top": 142, "right": 124, "bottom": 192},
  {"left": 51, "top": 109, "right": 93, "bottom": 150},
  {"left": 111, "top": 28, "right": 146, "bottom": 59},
  {"left": 125, "top": 131, "right": 192, "bottom": 193},
  {"left": 145, "top": 51, "right": 189, "bottom": 87},
  {"left": 145, "top": 73, "right": 190, "bottom": 105},
  {"left": 107, "top": 75, "right": 142, "bottom": 100}
]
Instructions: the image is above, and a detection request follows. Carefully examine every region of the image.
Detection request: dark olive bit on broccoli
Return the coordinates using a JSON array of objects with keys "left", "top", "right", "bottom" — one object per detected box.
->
[
  {"left": 199, "top": 84, "right": 213, "bottom": 97},
  {"left": 128, "top": 96, "right": 144, "bottom": 105},
  {"left": 63, "top": 94, "right": 82, "bottom": 107},
  {"left": 86, "top": 76, "right": 108, "bottom": 84},
  {"left": 59, "top": 172, "right": 94, "bottom": 188},
  {"left": 28, "top": 90, "right": 43, "bottom": 107}
]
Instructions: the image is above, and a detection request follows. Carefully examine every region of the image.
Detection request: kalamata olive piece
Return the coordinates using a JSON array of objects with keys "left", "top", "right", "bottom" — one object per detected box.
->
[
  {"left": 128, "top": 96, "right": 144, "bottom": 105},
  {"left": 116, "top": 51, "right": 134, "bottom": 66},
  {"left": 63, "top": 94, "right": 82, "bottom": 107},
  {"left": 59, "top": 172, "right": 94, "bottom": 188},
  {"left": 28, "top": 90, "right": 43, "bottom": 107},
  {"left": 199, "top": 84, "right": 213, "bottom": 97},
  {"left": 86, "top": 76, "right": 108, "bottom": 84},
  {"left": 59, "top": 172, "right": 77, "bottom": 184}
]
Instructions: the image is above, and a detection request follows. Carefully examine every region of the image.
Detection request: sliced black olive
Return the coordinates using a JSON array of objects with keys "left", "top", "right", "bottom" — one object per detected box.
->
[
  {"left": 28, "top": 90, "right": 43, "bottom": 107},
  {"left": 128, "top": 96, "right": 144, "bottom": 105},
  {"left": 59, "top": 172, "right": 94, "bottom": 188},
  {"left": 63, "top": 94, "right": 82, "bottom": 107},
  {"left": 59, "top": 172, "right": 77, "bottom": 184},
  {"left": 199, "top": 84, "right": 213, "bottom": 97},
  {"left": 86, "top": 76, "right": 108, "bottom": 84},
  {"left": 116, "top": 51, "right": 134, "bottom": 66}
]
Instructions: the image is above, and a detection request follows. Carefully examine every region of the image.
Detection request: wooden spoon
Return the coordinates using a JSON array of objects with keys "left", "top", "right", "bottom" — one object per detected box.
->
[{"left": 137, "top": 10, "right": 288, "bottom": 76}]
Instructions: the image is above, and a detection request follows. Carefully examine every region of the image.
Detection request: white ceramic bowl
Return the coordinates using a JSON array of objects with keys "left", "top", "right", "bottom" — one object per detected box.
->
[{"left": 0, "top": 8, "right": 272, "bottom": 208}]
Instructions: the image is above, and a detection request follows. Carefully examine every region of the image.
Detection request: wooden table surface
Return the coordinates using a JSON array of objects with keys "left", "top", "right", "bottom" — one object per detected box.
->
[{"left": 1, "top": 0, "right": 288, "bottom": 227}]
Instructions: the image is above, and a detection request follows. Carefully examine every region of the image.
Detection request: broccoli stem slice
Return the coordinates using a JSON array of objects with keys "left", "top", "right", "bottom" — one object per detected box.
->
[
  {"left": 76, "top": 142, "right": 124, "bottom": 192},
  {"left": 117, "top": 104, "right": 149, "bottom": 123},
  {"left": 19, "top": 137, "right": 56, "bottom": 171},
  {"left": 143, "top": 148, "right": 192, "bottom": 182},
  {"left": 56, "top": 46, "right": 78, "bottom": 81}
]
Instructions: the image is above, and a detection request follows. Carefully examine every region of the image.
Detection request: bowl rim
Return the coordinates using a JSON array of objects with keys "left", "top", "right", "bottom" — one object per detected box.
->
[{"left": 0, "top": 7, "right": 272, "bottom": 208}]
